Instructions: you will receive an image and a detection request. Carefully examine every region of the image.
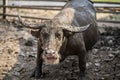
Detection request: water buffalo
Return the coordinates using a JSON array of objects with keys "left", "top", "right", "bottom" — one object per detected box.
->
[{"left": 19, "top": 0, "right": 98, "bottom": 80}]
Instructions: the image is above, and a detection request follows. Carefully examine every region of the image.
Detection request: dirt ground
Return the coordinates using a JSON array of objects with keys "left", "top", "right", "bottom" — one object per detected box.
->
[{"left": 0, "top": 17, "right": 120, "bottom": 80}]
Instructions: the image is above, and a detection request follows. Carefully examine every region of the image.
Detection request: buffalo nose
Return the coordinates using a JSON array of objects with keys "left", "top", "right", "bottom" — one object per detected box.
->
[{"left": 45, "top": 49, "right": 55, "bottom": 54}]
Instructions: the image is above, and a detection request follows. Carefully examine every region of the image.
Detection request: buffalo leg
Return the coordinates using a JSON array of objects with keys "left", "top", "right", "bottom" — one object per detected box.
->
[
  {"left": 60, "top": 51, "right": 69, "bottom": 62},
  {"left": 31, "top": 45, "right": 43, "bottom": 78},
  {"left": 78, "top": 50, "right": 86, "bottom": 80}
]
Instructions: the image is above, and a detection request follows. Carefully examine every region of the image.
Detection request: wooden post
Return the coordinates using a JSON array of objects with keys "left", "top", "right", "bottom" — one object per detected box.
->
[{"left": 3, "top": 0, "right": 8, "bottom": 19}]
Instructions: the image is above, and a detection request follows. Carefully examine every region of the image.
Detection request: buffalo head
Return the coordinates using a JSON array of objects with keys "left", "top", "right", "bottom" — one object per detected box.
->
[{"left": 18, "top": 16, "right": 90, "bottom": 65}]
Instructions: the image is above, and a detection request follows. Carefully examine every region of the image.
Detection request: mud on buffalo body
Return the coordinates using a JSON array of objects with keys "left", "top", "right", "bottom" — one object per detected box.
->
[{"left": 18, "top": 0, "right": 98, "bottom": 79}]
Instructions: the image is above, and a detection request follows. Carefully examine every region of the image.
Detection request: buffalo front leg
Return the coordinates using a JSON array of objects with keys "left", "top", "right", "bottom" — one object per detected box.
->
[
  {"left": 78, "top": 50, "right": 87, "bottom": 80},
  {"left": 31, "top": 47, "right": 43, "bottom": 79}
]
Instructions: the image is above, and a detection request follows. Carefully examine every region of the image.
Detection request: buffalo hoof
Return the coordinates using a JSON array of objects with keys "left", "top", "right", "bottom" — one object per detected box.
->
[
  {"left": 79, "top": 76, "right": 86, "bottom": 80},
  {"left": 30, "top": 69, "right": 42, "bottom": 79}
]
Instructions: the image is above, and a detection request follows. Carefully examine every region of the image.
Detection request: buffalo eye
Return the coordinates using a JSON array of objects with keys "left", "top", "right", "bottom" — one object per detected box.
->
[
  {"left": 55, "top": 32, "right": 61, "bottom": 39},
  {"left": 43, "top": 33, "right": 49, "bottom": 39}
]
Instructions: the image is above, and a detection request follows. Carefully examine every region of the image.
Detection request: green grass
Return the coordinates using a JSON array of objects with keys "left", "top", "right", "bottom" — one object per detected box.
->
[{"left": 92, "top": 0, "right": 120, "bottom": 2}]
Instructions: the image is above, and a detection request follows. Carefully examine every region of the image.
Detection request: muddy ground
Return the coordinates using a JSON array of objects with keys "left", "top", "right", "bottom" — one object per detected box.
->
[{"left": 0, "top": 19, "right": 120, "bottom": 80}]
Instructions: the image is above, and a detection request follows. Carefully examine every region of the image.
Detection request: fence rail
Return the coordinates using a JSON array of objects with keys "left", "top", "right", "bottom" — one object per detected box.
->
[{"left": 0, "top": 0, "right": 120, "bottom": 23}]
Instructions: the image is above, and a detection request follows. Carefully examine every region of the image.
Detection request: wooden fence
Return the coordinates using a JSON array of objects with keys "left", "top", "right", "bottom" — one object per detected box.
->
[{"left": 0, "top": 0, "right": 120, "bottom": 23}]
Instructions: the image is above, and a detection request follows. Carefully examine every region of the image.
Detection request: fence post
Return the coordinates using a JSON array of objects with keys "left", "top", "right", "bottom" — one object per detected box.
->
[{"left": 3, "top": 0, "right": 8, "bottom": 19}]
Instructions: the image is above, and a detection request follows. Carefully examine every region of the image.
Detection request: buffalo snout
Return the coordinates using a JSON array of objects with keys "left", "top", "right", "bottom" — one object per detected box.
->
[{"left": 42, "top": 49, "right": 61, "bottom": 65}]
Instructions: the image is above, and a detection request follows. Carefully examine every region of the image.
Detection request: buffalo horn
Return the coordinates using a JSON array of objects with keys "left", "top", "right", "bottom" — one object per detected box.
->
[
  {"left": 18, "top": 15, "right": 45, "bottom": 29},
  {"left": 63, "top": 24, "right": 91, "bottom": 32}
]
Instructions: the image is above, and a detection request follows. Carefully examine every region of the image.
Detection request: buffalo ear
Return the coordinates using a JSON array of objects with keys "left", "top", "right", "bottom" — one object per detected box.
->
[
  {"left": 31, "top": 30, "right": 40, "bottom": 38},
  {"left": 63, "top": 29, "right": 74, "bottom": 38}
]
